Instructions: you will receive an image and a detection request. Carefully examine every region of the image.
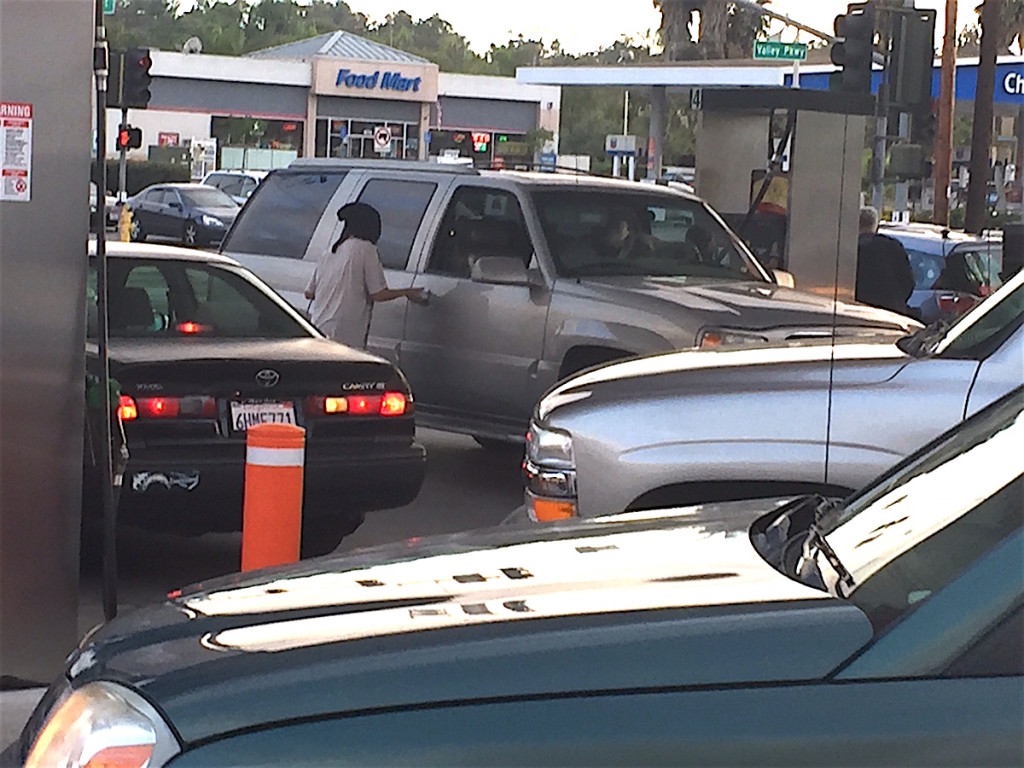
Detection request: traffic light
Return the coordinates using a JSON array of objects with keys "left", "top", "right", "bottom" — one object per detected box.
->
[
  {"left": 830, "top": 2, "right": 876, "bottom": 94},
  {"left": 116, "top": 124, "right": 142, "bottom": 151},
  {"left": 888, "top": 8, "right": 937, "bottom": 111},
  {"left": 122, "top": 47, "right": 152, "bottom": 109},
  {"left": 106, "top": 50, "right": 124, "bottom": 109},
  {"left": 911, "top": 102, "right": 938, "bottom": 154}
]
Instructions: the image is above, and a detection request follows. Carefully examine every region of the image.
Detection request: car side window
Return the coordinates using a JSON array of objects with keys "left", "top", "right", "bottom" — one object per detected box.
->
[
  {"left": 428, "top": 186, "right": 533, "bottom": 278},
  {"left": 219, "top": 176, "right": 244, "bottom": 198},
  {"left": 221, "top": 171, "right": 348, "bottom": 260},
  {"left": 904, "top": 248, "right": 944, "bottom": 290},
  {"left": 356, "top": 179, "right": 437, "bottom": 270},
  {"left": 943, "top": 604, "right": 1024, "bottom": 678},
  {"left": 241, "top": 178, "right": 257, "bottom": 198}
]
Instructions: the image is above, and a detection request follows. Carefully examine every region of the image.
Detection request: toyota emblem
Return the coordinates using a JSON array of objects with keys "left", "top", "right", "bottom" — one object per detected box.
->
[{"left": 255, "top": 369, "right": 280, "bottom": 388}]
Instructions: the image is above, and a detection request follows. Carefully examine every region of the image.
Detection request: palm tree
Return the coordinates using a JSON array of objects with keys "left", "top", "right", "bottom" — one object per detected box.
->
[{"left": 654, "top": 0, "right": 767, "bottom": 61}]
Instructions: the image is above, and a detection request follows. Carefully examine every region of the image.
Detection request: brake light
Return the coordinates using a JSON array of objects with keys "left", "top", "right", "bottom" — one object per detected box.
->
[
  {"left": 124, "top": 396, "right": 216, "bottom": 420},
  {"left": 140, "top": 397, "right": 180, "bottom": 418},
  {"left": 304, "top": 392, "right": 409, "bottom": 417},
  {"left": 380, "top": 392, "right": 407, "bottom": 416},
  {"left": 118, "top": 395, "right": 138, "bottom": 421},
  {"left": 176, "top": 321, "right": 212, "bottom": 334}
]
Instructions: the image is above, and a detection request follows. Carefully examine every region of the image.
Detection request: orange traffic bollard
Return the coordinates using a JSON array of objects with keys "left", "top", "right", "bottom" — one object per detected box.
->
[{"left": 241, "top": 423, "right": 306, "bottom": 572}]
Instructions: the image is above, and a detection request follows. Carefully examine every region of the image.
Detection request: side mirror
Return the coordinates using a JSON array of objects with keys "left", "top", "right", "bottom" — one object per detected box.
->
[
  {"left": 471, "top": 256, "right": 531, "bottom": 286},
  {"left": 772, "top": 269, "right": 796, "bottom": 289}
]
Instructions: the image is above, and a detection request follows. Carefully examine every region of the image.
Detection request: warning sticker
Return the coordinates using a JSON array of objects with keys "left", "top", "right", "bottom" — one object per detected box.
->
[{"left": 0, "top": 101, "right": 33, "bottom": 203}]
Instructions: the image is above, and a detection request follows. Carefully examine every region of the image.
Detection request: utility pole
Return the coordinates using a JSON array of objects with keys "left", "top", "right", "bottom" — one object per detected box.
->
[
  {"left": 965, "top": 0, "right": 1001, "bottom": 234},
  {"left": 933, "top": 0, "right": 957, "bottom": 225}
]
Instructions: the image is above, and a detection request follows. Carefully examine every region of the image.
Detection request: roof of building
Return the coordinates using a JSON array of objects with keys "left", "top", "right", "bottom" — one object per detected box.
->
[{"left": 248, "top": 30, "right": 429, "bottom": 64}]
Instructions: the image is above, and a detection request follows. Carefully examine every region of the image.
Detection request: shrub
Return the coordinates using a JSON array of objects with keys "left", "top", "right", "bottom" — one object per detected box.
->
[{"left": 93, "top": 160, "right": 191, "bottom": 197}]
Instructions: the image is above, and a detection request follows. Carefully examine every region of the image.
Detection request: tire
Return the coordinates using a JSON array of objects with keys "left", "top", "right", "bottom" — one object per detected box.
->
[
  {"left": 300, "top": 511, "right": 365, "bottom": 559},
  {"left": 183, "top": 221, "right": 199, "bottom": 247},
  {"left": 130, "top": 218, "right": 145, "bottom": 242}
]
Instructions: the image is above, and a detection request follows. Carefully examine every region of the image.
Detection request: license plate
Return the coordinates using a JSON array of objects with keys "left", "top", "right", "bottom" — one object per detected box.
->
[{"left": 230, "top": 401, "right": 296, "bottom": 432}]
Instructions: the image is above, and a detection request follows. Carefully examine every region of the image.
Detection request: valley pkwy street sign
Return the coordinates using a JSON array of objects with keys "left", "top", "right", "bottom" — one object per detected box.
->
[{"left": 754, "top": 41, "right": 808, "bottom": 61}]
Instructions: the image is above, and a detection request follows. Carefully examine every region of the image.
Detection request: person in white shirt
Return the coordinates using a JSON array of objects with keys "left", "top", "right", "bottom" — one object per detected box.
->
[{"left": 304, "top": 203, "right": 427, "bottom": 349}]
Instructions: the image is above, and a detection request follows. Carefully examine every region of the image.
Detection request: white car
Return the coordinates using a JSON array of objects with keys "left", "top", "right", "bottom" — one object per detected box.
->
[{"left": 201, "top": 170, "right": 267, "bottom": 205}]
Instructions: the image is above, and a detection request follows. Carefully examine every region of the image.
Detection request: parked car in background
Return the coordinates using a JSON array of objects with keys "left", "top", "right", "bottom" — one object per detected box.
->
[
  {"left": 13, "top": 388, "right": 1023, "bottom": 767},
  {"left": 221, "top": 159, "right": 917, "bottom": 446},
  {"left": 525, "top": 268, "right": 1023, "bottom": 522},
  {"left": 880, "top": 222, "right": 1004, "bottom": 322},
  {"left": 82, "top": 242, "right": 425, "bottom": 557},
  {"left": 202, "top": 169, "right": 268, "bottom": 205},
  {"left": 128, "top": 183, "right": 239, "bottom": 247}
]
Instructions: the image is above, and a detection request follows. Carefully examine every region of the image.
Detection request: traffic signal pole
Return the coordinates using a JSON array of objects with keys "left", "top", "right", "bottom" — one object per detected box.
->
[
  {"left": 93, "top": 0, "right": 118, "bottom": 621},
  {"left": 119, "top": 106, "right": 128, "bottom": 203}
]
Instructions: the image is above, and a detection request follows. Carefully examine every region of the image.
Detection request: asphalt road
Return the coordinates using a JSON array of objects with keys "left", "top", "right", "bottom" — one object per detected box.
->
[{"left": 76, "top": 428, "right": 525, "bottom": 637}]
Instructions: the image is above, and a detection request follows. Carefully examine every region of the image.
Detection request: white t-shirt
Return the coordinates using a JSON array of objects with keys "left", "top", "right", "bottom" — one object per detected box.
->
[{"left": 306, "top": 237, "right": 387, "bottom": 349}]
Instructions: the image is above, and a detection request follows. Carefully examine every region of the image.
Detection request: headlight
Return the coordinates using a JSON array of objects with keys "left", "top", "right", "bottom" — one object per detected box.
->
[
  {"left": 200, "top": 214, "right": 224, "bottom": 228},
  {"left": 698, "top": 328, "right": 770, "bottom": 349},
  {"left": 26, "top": 681, "right": 180, "bottom": 768},
  {"left": 525, "top": 422, "right": 575, "bottom": 470}
]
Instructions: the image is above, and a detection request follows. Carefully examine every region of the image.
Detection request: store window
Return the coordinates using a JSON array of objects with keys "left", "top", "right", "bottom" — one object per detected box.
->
[
  {"left": 210, "top": 117, "right": 303, "bottom": 170},
  {"left": 315, "top": 118, "right": 420, "bottom": 160}
]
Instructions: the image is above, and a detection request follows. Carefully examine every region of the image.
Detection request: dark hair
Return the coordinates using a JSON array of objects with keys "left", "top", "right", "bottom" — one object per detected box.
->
[{"left": 331, "top": 202, "right": 382, "bottom": 252}]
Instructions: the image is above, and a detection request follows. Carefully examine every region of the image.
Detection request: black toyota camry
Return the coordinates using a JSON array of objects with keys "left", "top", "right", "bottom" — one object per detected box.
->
[{"left": 83, "top": 242, "right": 426, "bottom": 557}]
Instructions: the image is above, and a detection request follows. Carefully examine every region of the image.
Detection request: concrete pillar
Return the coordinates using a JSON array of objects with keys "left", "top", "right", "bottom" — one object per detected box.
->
[
  {"left": 788, "top": 111, "right": 867, "bottom": 301},
  {"left": 419, "top": 102, "right": 431, "bottom": 161},
  {"left": 0, "top": 0, "right": 91, "bottom": 682},
  {"left": 305, "top": 91, "right": 317, "bottom": 158},
  {"left": 695, "top": 111, "right": 770, "bottom": 216},
  {"left": 646, "top": 86, "right": 667, "bottom": 180}
]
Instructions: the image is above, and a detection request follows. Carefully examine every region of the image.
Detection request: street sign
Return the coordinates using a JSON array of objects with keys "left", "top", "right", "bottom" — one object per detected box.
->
[
  {"left": 754, "top": 41, "right": 808, "bottom": 61},
  {"left": 605, "top": 134, "right": 637, "bottom": 157},
  {"left": 373, "top": 125, "right": 392, "bottom": 153},
  {"left": 103, "top": 0, "right": 115, "bottom": 14}
]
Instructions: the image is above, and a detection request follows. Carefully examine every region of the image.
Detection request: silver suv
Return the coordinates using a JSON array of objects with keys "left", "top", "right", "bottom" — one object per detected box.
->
[
  {"left": 221, "top": 159, "right": 917, "bottom": 444},
  {"left": 524, "top": 269, "right": 1024, "bottom": 522}
]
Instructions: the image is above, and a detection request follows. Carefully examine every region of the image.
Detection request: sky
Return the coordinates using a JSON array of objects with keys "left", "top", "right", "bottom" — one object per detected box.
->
[{"left": 336, "top": 0, "right": 983, "bottom": 55}]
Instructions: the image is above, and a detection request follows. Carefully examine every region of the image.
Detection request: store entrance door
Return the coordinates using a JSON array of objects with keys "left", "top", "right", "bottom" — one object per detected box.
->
[{"left": 348, "top": 135, "right": 376, "bottom": 158}]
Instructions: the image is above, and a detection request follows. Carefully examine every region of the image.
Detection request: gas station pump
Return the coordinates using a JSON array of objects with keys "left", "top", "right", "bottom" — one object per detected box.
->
[{"left": 696, "top": 88, "right": 875, "bottom": 300}]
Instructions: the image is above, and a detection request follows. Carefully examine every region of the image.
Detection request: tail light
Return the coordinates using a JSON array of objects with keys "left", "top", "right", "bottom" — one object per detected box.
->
[
  {"left": 118, "top": 395, "right": 217, "bottom": 421},
  {"left": 304, "top": 392, "right": 408, "bottom": 418},
  {"left": 937, "top": 293, "right": 977, "bottom": 317}
]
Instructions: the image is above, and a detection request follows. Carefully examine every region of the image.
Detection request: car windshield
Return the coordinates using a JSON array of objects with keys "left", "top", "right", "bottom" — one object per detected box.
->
[
  {"left": 530, "top": 189, "right": 770, "bottom": 282},
  {"left": 87, "top": 258, "right": 313, "bottom": 339},
  {"left": 815, "top": 390, "right": 1023, "bottom": 632},
  {"left": 179, "top": 187, "right": 238, "bottom": 209}
]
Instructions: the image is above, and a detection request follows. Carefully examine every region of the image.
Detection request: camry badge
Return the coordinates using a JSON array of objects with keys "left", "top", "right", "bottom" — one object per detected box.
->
[{"left": 255, "top": 369, "right": 280, "bottom": 388}]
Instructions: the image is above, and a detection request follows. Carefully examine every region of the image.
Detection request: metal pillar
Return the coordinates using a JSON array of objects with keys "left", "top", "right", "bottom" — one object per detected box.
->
[
  {"left": 0, "top": 0, "right": 92, "bottom": 682},
  {"left": 646, "top": 85, "right": 667, "bottom": 181}
]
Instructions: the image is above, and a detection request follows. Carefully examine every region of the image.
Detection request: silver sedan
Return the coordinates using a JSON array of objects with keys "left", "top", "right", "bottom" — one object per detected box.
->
[{"left": 525, "top": 268, "right": 1023, "bottom": 522}]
